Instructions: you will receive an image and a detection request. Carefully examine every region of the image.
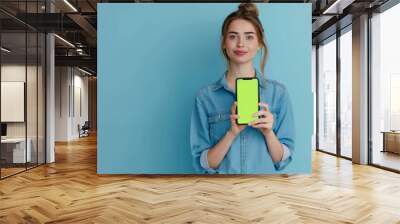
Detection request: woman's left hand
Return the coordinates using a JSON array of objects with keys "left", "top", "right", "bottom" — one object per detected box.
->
[{"left": 248, "top": 102, "right": 274, "bottom": 136}]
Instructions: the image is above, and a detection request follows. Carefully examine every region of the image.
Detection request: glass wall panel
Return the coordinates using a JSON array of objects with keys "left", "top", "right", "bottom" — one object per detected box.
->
[
  {"left": 318, "top": 36, "right": 337, "bottom": 154},
  {"left": 339, "top": 28, "right": 352, "bottom": 158},
  {"left": 1, "top": 31, "right": 27, "bottom": 177},
  {"left": 27, "top": 31, "right": 38, "bottom": 169},
  {"left": 0, "top": 1, "right": 46, "bottom": 179},
  {"left": 26, "top": 0, "right": 39, "bottom": 169},
  {"left": 371, "top": 3, "right": 400, "bottom": 171}
]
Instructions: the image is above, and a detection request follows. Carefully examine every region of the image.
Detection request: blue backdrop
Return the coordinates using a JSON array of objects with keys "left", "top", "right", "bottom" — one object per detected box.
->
[{"left": 98, "top": 3, "right": 312, "bottom": 174}]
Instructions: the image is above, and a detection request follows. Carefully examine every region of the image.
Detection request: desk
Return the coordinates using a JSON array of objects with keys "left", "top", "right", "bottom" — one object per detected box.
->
[
  {"left": 381, "top": 131, "right": 400, "bottom": 154},
  {"left": 1, "top": 138, "right": 32, "bottom": 163}
]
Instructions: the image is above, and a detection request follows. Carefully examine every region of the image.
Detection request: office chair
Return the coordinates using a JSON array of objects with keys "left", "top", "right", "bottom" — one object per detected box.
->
[{"left": 79, "top": 121, "right": 90, "bottom": 138}]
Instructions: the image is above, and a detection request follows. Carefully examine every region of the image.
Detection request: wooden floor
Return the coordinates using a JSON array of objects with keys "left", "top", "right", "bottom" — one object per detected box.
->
[
  {"left": 0, "top": 167, "right": 26, "bottom": 178},
  {"left": 1, "top": 134, "right": 400, "bottom": 223},
  {"left": 372, "top": 150, "right": 400, "bottom": 171}
]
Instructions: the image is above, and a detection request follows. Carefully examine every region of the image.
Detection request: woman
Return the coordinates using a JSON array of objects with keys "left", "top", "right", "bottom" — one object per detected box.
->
[{"left": 190, "top": 3, "right": 295, "bottom": 174}]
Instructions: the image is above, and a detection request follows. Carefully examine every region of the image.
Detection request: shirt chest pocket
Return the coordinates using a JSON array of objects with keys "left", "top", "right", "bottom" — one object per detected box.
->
[{"left": 208, "top": 112, "right": 231, "bottom": 144}]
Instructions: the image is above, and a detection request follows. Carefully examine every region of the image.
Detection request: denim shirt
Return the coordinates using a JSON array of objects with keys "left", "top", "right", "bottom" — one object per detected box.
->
[{"left": 190, "top": 70, "right": 295, "bottom": 174}]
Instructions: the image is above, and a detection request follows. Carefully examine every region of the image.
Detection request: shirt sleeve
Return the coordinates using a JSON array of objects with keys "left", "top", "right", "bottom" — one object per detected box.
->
[
  {"left": 272, "top": 86, "right": 295, "bottom": 171},
  {"left": 273, "top": 143, "right": 292, "bottom": 171},
  {"left": 190, "top": 95, "right": 217, "bottom": 174}
]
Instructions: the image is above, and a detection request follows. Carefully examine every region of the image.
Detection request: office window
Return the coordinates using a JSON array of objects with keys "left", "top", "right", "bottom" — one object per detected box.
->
[
  {"left": 371, "top": 3, "right": 400, "bottom": 171},
  {"left": 339, "top": 28, "right": 352, "bottom": 158},
  {"left": 317, "top": 36, "right": 337, "bottom": 154}
]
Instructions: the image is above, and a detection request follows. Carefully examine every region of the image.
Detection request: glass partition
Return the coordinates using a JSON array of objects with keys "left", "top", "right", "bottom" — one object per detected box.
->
[
  {"left": 1, "top": 31, "right": 28, "bottom": 178},
  {"left": 371, "top": 3, "right": 400, "bottom": 171},
  {"left": 339, "top": 27, "right": 352, "bottom": 158},
  {"left": 317, "top": 35, "right": 337, "bottom": 155},
  {"left": 0, "top": 1, "right": 46, "bottom": 179}
]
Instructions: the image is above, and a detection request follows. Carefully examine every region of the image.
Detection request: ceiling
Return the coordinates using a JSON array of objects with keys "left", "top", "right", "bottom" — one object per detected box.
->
[{"left": 0, "top": 0, "right": 393, "bottom": 75}]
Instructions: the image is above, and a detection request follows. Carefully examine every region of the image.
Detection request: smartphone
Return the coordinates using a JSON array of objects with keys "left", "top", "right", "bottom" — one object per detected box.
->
[{"left": 235, "top": 77, "right": 260, "bottom": 125}]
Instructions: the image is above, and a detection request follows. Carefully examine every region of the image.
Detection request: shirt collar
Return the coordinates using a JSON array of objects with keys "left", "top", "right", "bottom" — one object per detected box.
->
[{"left": 211, "top": 69, "right": 267, "bottom": 91}]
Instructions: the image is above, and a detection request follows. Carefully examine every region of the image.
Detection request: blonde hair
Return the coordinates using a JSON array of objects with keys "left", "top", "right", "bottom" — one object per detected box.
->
[{"left": 221, "top": 3, "right": 268, "bottom": 75}]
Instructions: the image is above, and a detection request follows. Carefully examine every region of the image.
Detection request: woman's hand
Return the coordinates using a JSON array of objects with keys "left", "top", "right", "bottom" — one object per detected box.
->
[
  {"left": 248, "top": 102, "right": 274, "bottom": 136},
  {"left": 228, "top": 101, "right": 247, "bottom": 137}
]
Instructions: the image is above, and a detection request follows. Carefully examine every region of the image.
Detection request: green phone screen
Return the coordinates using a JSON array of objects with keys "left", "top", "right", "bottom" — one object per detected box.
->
[{"left": 236, "top": 78, "right": 259, "bottom": 124}]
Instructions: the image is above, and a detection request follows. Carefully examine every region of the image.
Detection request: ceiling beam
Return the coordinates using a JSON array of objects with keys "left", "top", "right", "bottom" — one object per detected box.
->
[
  {"left": 67, "top": 13, "right": 97, "bottom": 46},
  {"left": 55, "top": 55, "right": 96, "bottom": 72}
]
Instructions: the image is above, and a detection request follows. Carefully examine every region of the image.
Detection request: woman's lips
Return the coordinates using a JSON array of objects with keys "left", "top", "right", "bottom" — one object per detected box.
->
[{"left": 234, "top": 50, "right": 247, "bottom": 56}]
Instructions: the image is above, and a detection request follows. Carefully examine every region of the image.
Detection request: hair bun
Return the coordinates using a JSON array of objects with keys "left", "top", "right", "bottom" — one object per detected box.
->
[{"left": 238, "top": 3, "right": 259, "bottom": 17}]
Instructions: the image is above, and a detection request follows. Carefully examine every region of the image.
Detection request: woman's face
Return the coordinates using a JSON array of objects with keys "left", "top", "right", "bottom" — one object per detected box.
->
[{"left": 223, "top": 19, "right": 261, "bottom": 66}]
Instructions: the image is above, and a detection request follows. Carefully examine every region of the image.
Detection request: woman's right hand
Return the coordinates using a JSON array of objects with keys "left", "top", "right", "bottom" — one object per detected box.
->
[{"left": 229, "top": 101, "right": 247, "bottom": 137}]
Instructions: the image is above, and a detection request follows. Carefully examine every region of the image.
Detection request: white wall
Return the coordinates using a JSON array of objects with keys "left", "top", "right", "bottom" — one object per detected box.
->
[
  {"left": 70, "top": 72, "right": 89, "bottom": 139},
  {"left": 55, "top": 67, "right": 89, "bottom": 141},
  {"left": 1, "top": 65, "right": 41, "bottom": 138},
  {"left": 55, "top": 66, "right": 70, "bottom": 141},
  {"left": 1, "top": 66, "right": 26, "bottom": 136}
]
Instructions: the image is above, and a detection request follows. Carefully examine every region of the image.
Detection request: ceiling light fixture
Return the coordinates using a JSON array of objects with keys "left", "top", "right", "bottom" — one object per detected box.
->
[
  {"left": 322, "top": 0, "right": 343, "bottom": 14},
  {"left": 63, "top": 0, "right": 78, "bottom": 12},
  {"left": 78, "top": 67, "right": 93, "bottom": 76},
  {"left": 322, "top": 0, "right": 354, "bottom": 15},
  {"left": 54, "top": 34, "right": 75, "bottom": 48},
  {"left": 1, "top": 47, "right": 11, "bottom": 53},
  {"left": 76, "top": 48, "right": 84, "bottom": 55}
]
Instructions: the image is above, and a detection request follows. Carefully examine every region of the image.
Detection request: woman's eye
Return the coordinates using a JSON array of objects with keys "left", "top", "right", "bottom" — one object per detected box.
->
[
  {"left": 228, "top": 35, "right": 236, "bottom": 40},
  {"left": 246, "top": 35, "right": 255, "bottom": 40}
]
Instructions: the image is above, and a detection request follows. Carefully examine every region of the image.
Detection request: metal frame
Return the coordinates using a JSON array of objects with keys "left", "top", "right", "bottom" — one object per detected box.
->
[
  {"left": 316, "top": 44, "right": 319, "bottom": 151},
  {"left": 336, "top": 27, "right": 341, "bottom": 158},
  {"left": 25, "top": 2, "right": 28, "bottom": 172},
  {"left": 44, "top": 0, "right": 48, "bottom": 166},
  {"left": 367, "top": 10, "right": 373, "bottom": 166},
  {"left": 0, "top": 25, "right": 2, "bottom": 179},
  {"left": 36, "top": 2, "right": 39, "bottom": 168}
]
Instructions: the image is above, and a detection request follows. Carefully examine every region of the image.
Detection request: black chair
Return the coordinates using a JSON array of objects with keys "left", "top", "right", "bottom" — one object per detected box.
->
[{"left": 79, "top": 121, "right": 90, "bottom": 138}]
